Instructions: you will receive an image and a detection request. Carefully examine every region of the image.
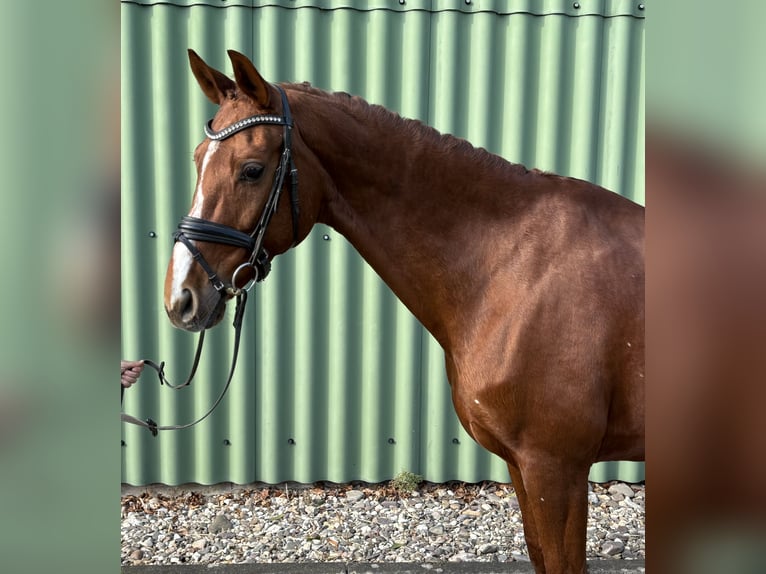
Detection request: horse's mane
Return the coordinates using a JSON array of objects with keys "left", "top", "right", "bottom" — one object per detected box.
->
[{"left": 285, "top": 81, "right": 532, "bottom": 178}]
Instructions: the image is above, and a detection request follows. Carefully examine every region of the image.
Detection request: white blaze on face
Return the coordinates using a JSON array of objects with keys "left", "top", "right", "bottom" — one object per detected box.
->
[{"left": 169, "top": 140, "right": 220, "bottom": 306}]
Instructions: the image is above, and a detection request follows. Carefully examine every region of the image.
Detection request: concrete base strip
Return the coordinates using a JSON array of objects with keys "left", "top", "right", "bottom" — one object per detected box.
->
[{"left": 122, "top": 560, "right": 645, "bottom": 574}]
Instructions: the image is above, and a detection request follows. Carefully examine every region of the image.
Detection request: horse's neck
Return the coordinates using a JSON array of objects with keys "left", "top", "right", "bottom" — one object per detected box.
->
[{"left": 294, "top": 89, "right": 529, "bottom": 349}]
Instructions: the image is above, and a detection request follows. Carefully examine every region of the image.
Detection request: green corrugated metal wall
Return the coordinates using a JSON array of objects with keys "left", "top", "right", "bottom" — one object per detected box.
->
[{"left": 121, "top": 0, "right": 645, "bottom": 486}]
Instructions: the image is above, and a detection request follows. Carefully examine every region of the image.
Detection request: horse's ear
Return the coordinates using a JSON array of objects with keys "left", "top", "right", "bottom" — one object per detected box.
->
[
  {"left": 188, "top": 49, "right": 236, "bottom": 105},
  {"left": 227, "top": 50, "right": 272, "bottom": 109}
]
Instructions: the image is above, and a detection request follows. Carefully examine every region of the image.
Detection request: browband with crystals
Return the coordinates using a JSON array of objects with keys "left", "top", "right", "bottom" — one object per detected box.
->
[{"left": 204, "top": 113, "right": 290, "bottom": 141}]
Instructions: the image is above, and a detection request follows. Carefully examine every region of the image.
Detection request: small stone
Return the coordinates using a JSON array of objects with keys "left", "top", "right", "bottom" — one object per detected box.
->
[
  {"left": 478, "top": 543, "right": 499, "bottom": 554},
  {"left": 511, "top": 551, "right": 530, "bottom": 561},
  {"left": 449, "top": 551, "right": 476, "bottom": 562},
  {"left": 608, "top": 482, "right": 635, "bottom": 499},
  {"left": 209, "top": 513, "right": 233, "bottom": 533},
  {"left": 191, "top": 539, "right": 207, "bottom": 550},
  {"left": 129, "top": 549, "right": 143, "bottom": 560},
  {"left": 600, "top": 538, "right": 625, "bottom": 556},
  {"left": 346, "top": 490, "right": 365, "bottom": 502}
]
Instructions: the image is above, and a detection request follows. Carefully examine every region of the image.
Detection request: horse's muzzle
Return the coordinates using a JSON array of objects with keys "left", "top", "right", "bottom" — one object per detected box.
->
[{"left": 165, "top": 286, "right": 226, "bottom": 332}]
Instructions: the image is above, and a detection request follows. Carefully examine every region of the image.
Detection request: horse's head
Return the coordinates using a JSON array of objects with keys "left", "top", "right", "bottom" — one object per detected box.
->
[{"left": 165, "top": 50, "right": 315, "bottom": 331}]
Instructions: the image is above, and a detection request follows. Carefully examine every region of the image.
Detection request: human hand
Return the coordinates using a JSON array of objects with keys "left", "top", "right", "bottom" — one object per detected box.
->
[{"left": 121, "top": 360, "right": 145, "bottom": 388}]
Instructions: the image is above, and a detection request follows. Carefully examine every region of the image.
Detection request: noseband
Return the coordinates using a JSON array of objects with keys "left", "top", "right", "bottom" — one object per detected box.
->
[{"left": 173, "top": 85, "right": 299, "bottom": 297}]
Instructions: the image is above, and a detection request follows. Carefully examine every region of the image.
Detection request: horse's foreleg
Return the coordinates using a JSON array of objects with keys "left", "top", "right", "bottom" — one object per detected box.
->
[
  {"left": 507, "top": 463, "right": 547, "bottom": 572},
  {"left": 515, "top": 455, "right": 590, "bottom": 574}
]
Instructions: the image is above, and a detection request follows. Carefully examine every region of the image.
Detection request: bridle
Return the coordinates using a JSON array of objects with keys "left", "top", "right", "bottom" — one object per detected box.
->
[
  {"left": 175, "top": 85, "right": 299, "bottom": 295},
  {"left": 121, "top": 84, "right": 299, "bottom": 436}
]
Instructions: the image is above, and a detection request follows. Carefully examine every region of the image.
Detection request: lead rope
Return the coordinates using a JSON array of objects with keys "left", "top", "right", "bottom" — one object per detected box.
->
[{"left": 121, "top": 290, "right": 248, "bottom": 436}]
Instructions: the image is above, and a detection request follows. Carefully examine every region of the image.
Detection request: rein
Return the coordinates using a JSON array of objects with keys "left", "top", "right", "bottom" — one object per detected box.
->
[
  {"left": 121, "top": 85, "right": 298, "bottom": 436},
  {"left": 120, "top": 292, "right": 248, "bottom": 436}
]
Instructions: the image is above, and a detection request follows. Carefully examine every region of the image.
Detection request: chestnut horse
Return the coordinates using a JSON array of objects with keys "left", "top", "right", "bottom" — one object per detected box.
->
[{"left": 164, "top": 50, "right": 644, "bottom": 574}]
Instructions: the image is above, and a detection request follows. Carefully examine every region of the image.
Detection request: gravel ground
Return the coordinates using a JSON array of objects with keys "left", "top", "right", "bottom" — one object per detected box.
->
[{"left": 121, "top": 480, "right": 644, "bottom": 566}]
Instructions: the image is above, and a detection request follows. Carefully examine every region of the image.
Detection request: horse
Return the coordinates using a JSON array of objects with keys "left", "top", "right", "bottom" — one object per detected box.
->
[{"left": 163, "top": 49, "right": 644, "bottom": 574}]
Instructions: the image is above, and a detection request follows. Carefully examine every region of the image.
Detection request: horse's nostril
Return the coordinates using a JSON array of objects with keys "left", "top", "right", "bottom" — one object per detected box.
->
[{"left": 179, "top": 288, "right": 195, "bottom": 320}]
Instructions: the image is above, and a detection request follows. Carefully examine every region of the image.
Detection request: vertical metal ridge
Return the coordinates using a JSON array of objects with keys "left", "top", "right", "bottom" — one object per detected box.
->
[
  {"left": 498, "top": 14, "right": 530, "bottom": 164},
  {"left": 463, "top": 11, "right": 499, "bottom": 150},
  {"left": 534, "top": 14, "right": 565, "bottom": 171},
  {"left": 567, "top": 15, "right": 605, "bottom": 184}
]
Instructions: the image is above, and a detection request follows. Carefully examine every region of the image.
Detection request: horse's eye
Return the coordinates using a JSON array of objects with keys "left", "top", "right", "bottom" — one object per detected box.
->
[{"left": 241, "top": 163, "right": 265, "bottom": 182}]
